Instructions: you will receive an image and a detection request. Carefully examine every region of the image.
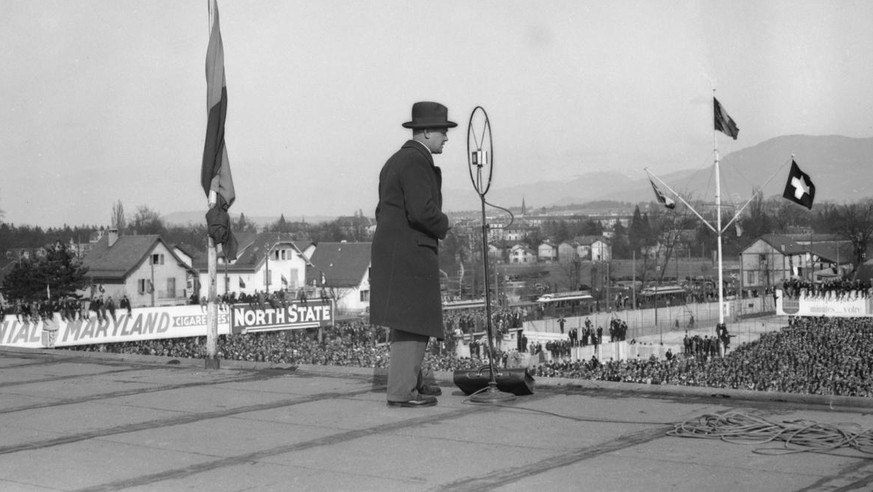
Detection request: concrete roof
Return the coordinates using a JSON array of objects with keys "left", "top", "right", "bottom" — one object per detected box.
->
[{"left": 2, "top": 344, "right": 872, "bottom": 491}]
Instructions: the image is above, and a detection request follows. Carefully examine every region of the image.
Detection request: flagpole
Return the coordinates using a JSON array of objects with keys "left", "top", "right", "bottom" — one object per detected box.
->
[
  {"left": 204, "top": 0, "right": 219, "bottom": 370},
  {"left": 206, "top": 190, "right": 220, "bottom": 369},
  {"left": 713, "top": 89, "right": 726, "bottom": 347},
  {"left": 646, "top": 169, "right": 717, "bottom": 234},
  {"left": 265, "top": 240, "right": 270, "bottom": 294}
]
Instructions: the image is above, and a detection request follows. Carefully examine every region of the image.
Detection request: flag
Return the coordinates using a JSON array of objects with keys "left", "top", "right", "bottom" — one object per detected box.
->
[
  {"left": 782, "top": 160, "right": 815, "bottom": 210},
  {"left": 239, "top": 277, "right": 246, "bottom": 289},
  {"left": 202, "top": 0, "right": 238, "bottom": 260},
  {"left": 713, "top": 97, "right": 739, "bottom": 139},
  {"left": 649, "top": 178, "right": 676, "bottom": 209},
  {"left": 281, "top": 274, "right": 288, "bottom": 287}
]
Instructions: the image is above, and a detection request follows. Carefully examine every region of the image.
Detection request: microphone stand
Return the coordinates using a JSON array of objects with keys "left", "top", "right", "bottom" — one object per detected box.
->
[{"left": 467, "top": 106, "right": 515, "bottom": 404}]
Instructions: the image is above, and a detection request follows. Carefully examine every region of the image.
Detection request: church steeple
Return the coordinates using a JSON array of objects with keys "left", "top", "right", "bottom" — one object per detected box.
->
[{"left": 521, "top": 197, "right": 526, "bottom": 216}]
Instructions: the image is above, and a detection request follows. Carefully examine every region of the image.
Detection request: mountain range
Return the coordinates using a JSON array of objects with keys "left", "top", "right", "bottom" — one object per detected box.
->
[
  {"left": 166, "top": 134, "right": 872, "bottom": 225},
  {"left": 441, "top": 134, "right": 873, "bottom": 212}
]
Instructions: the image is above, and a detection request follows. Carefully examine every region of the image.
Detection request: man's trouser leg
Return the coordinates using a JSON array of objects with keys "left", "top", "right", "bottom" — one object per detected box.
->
[{"left": 387, "top": 329, "right": 428, "bottom": 402}]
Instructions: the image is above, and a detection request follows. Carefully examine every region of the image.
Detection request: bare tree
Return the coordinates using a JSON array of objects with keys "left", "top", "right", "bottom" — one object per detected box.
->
[
  {"left": 832, "top": 199, "right": 873, "bottom": 276},
  {"left": 769, "top": 197, "right": 805, "bottom": 233},
  {"left": 111, "top": 200, "right": 126, "bottom": 232},
  {"left": 129, "top": 205, "right": 166, "bottom": 235}
]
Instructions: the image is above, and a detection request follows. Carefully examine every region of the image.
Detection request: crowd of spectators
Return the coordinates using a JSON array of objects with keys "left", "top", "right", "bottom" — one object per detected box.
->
[
  {"left": 196, "top": 289, "right": 321, "bottom": 310},
  {"left": 20, "top": 296, "right": 873, "bottom": 398},
  {"left": 444, "top": 307, "right": 524, "bottom": 335},
  {"left": 682, "top": 333, "right": 720, "bottom": 360},
  {"left": 531, "top": 316, "right": 873, "bottom": 397},
  {"left": 782, "top": 278, "right": 873, "bottom": 300},
  {"left": 69, "top": 319, "right": 485, "bottom": 374},
  {"left": 0, "top": 295, "right": 132, "bottom": 324}
]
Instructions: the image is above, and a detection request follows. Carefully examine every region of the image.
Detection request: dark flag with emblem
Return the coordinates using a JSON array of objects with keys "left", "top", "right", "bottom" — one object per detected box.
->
[
  {"left": 714, "top": 97, "right": 739, "bottom": 140},
  {"left": 649, "top": 177, "right": 676, "bottom": 209},
  {"left": 782, "top": 160, "right": 815, "bottom": 210}
]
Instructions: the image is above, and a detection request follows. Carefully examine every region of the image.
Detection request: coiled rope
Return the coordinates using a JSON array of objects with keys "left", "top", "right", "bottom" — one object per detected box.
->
[{"left": 668, "top": 411, "right": 873, "bottom": 456}]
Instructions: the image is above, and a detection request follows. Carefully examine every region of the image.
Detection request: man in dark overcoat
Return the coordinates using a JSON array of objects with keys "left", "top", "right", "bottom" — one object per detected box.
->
[{"left": 371, "top": 101, "right": 455, "bottom": 408}]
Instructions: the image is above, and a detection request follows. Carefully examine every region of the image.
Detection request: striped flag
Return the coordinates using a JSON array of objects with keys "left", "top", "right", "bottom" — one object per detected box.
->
[
  {"left": 649, "top": 177, "right": 676, "bottom": 209},
  {"left": 713, "top": 97, "right": 739, "bottom": 140},
  {"left": 202, "top": 0, "right": 238, "bottom": 260}
]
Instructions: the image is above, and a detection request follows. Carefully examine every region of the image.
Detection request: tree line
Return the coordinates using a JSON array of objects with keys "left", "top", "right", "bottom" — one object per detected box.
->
[{"left": 2, "top": 197, "right": 873, "bottom": 304}]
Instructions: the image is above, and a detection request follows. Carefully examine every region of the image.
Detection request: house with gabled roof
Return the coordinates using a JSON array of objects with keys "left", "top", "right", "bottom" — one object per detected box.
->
[
  {"left": 574, "top": 235, "right": 612, "bottom": 261},
  {"left": 80, "top": 229, "right": 195, "bottom": 307},
  {"left": 538, "top": 241, "right": 558, "bottom": 263},
  {"left": 741, "top": 233, "right": 857, "bottom": 292},
  {"left": 509, "top": 243, "right": 536, "bottom": 264},
  {"left": 740, "top": 234, "right": 810, "bottom": 292},
  {"left": 193, "top": 232, "right": 315, "bottom": 298},
  {"left": 557, "top": 241, "right": 579, "bottom": 263},
  {"left": 305, "top": 241, "right": 371, "bottom": 314}
]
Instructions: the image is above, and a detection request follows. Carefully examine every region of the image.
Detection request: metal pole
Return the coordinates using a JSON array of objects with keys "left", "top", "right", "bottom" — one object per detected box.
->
[
  {"left": 150, "top": 258, "right": 155, "bottom": 307},
  {"left": 480, "top": 197, "right": 494, "bottom": 366}
]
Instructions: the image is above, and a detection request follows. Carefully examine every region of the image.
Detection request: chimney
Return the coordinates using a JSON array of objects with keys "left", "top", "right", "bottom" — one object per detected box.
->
[{"left": 108, "top": 228, "right": 118, "bottom": 247}]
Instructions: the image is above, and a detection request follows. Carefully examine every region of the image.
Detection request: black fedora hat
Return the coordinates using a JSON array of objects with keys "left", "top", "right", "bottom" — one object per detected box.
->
[{"left": 402, "top": 101, "right": 457, "bottom": 129}]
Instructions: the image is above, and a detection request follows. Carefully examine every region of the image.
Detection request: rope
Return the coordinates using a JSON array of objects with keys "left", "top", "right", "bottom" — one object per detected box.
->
[{"left": 668, "top": 411, "right": 873, "bottom": 456}]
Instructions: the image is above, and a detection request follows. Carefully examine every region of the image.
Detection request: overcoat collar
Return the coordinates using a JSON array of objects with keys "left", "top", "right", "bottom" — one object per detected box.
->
[
  {"left": 402, "top": 140, "right": 442, "bottom": 194},
  {"left": 402, "top": 140, "right": 434, "bottom": 167}
]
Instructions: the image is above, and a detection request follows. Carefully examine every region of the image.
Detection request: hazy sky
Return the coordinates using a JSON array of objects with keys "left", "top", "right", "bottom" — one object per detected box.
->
[{"left": 2, "top": 0, "right": 872, "bottom": 227}]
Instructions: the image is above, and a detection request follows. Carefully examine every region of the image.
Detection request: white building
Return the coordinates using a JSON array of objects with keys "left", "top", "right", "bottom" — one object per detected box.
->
[
  {"left": 575, "top": 235, "right": 612, "bottom": 261},
  {"left": 81, "top": 230, "right": 194, "bottom": 307},
  {"left": 194, "top": 232, "right": 314, "bottom": 299},
  {"left": 306, "top": 242, "right": 371, "bottom": 315},
  {"left": 739, "top": 233, "right": 852, "bottom": 292},
  {"left": 509, "top": 244, "right": 536, "bottom": 264}
]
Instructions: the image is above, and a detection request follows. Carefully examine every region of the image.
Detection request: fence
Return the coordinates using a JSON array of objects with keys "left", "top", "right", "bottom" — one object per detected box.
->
[{"left": 524, "top": 295, "right": 775, "bottom": 341}]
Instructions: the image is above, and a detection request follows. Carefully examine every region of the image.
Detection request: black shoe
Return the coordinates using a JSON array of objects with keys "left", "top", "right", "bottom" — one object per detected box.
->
[
  {"left": 387, "top": 396, "right": 437, "bottom": 408},
  {"left": 417, "top": 384, "right": 442, "bottom": 396}
]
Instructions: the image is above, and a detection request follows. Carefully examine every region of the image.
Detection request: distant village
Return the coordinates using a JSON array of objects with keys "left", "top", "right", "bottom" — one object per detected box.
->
[{"left": 2, "top": 197, "right": 862, "bottom": 318}]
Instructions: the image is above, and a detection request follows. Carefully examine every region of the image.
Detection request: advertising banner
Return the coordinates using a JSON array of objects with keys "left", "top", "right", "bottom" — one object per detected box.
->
[
  {"left": 0, "top": 305, "right": 231, "bottom": 349},
  {"left": 231, "top": 299, "right": 333, "bottom": 334},
  {"left": 776, "top": 290, "right": 873, "bottom": 317},
  {"left": 0, "top": 299, "right": 335, "bottom": 349}
]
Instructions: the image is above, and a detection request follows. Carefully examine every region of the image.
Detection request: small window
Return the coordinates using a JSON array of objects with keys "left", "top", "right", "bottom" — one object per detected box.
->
[{"left": 360, "top": 290, "right": 370, "bottom": 302}]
